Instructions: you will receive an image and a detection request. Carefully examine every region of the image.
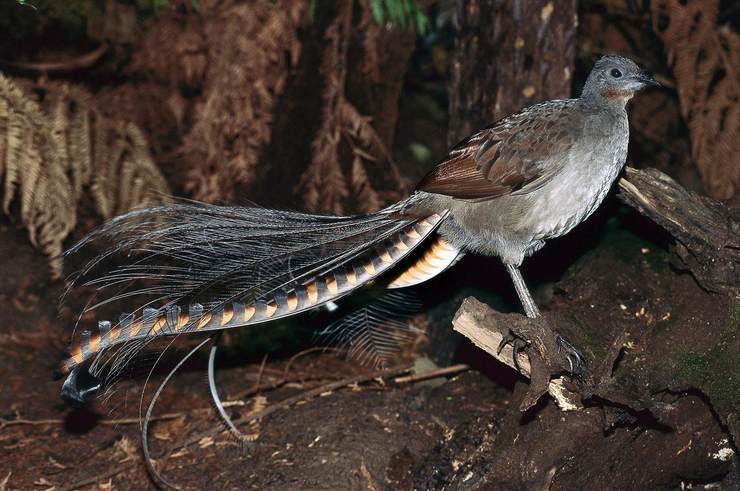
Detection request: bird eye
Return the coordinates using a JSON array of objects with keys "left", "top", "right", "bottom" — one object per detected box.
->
[{"left": 610, "top": 68, "right": 622, "bottom": 78}]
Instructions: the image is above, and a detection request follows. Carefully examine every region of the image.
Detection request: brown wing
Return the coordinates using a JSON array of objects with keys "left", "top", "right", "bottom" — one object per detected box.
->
[{"left": 416, "top": 100, "right": 581, "bottom": 200}]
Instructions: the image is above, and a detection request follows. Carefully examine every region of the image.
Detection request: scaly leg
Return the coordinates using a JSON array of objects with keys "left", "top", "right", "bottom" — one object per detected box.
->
[
  {"left": 505, "top": 264, "right": 540, "bottom": 318},
  {"left": 505, "top": 263, "right": 584, "bottom": 372}
]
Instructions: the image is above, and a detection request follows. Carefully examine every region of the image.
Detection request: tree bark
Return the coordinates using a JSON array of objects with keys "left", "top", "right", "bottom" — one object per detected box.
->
[
  {"left": 447, "top": 0, "right": 577, "bottom": 145},
  {"left": 450, "top": 166, "right": 740, "bottom": 443},
  {"left": 618, "top": 167, "right": 740, "bottom": 294}
]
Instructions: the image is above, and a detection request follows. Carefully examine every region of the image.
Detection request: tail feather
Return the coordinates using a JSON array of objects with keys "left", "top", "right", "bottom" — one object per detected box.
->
[
  {"left": 388, "top": 236, "right": 464, "bottom": 289},
  {"left": 315, "top": 290, "right": 424, "bottom": 368},
  {"left": 59, "top": 200, "right": 447, "bottom": 396}
]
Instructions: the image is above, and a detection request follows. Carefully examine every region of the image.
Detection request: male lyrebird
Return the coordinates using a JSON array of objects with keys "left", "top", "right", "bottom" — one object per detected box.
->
[{"left": 59, "top": 55, "right": 657, "bottom": 405}]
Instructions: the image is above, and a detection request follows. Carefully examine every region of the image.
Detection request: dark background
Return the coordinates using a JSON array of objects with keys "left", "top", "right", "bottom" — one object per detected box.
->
[{"left": 0, "top": 1, "right": 738, "bottom": 489}]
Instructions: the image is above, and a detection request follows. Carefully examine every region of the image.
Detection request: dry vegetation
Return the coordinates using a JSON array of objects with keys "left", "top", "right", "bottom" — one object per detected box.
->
[
  {"left": 0, "top": 0, "right": 737, "bottom": 278},
  {"left": 0, "top": 0, "right": 738, "bottom": 489},
  {"left": 579, "top": 0, "right": 739, "bottom": 199},
  {"left": 651, "top": 0, "right": 740, "bottom": 199},
  {"left": 0, "top": 0, "right": 417, "bottom": 276},
  {"left": 0, "top": 74, "right": 168, "bottom": 278},
  {"left": 164, "top": 0, "right": 307, "bottom": 203},
  {"left": 101, "top": 0, "right": 413, "bottom": 214},
  {"left": 295, "top": 2, "right": 410, "bottom": 214}
]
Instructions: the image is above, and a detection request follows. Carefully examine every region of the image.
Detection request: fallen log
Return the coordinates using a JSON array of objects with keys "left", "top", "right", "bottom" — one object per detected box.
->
[
  {"left": 452, "top": 297, "right": 582, "bottom": 411},
  {"left": 618, "top": 166, "right": 740, "bottom": 294},
  {"left": 451, "top": 166, "right": 739, "bottom": 416}
]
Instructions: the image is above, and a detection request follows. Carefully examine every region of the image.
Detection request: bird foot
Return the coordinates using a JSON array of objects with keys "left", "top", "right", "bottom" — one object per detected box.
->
[
  {"left": 495, "top": 322, "right": 586, "bottom": 378},
  {"left": 495, "top": 318, "right": 586, "bottom": 411},
  {"left": 452, "top": 297, "right": 587, "bottom": 411},
  {"left": 556, "top": 334, "right": 586, "bottom": 375},
  {"left": 496, "top": 332, "right": 530, "bottom": 375}
]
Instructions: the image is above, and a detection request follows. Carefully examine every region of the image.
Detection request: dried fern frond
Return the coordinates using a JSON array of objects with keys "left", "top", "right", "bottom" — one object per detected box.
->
[
  {"left": 91, "top": 121, "right": 169, "bottom": 220},
  {"left": 652, "top": 0, "right": 740, "bottom": 199},
  {"left": 350, "top": 151, "right": 382, "bottom": 213},
  {"left": 296, "top": 2, "right": 410, "bottom": 214},
  {"left": 338, "top": 98, "right": 410, "bottom": 200},
  {"left": 358, "top": 1, "right": 382, "bottom": 84},
  {"left": 179, "top": 0, "right": 308, "bottom": 202},
  {"left": 0, "top": 74, "right": 170, "bottom": 278},
  {"left": 295, "top": 1, "right": 353, "bottom": 215},
  {"left": 65, "top": 85, "right": 93, "bottom": 201}
]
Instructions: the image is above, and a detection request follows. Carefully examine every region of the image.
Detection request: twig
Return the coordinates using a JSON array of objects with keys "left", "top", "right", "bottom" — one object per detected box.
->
[
  {"left": 235, "top": 365, "right": 412, "bottom": 422},
  {"left": 157, "top": 365, "right": 413, "bottom": 459},
  {"left": 227, "top": 370, "right": 339, "bottom": 401},
  {"left": 0, "top": 471, "right": 11, "bottom": 491},
  {"left": 393, "top": 363, "right": 469, "bottom": 384},
  {"left": 0, "top": 418, "right": 63, "bottom": 429},
  {"left": 359, "top": 461, "right": 382, "bottom": 491},
  {"left": 281, "top": 346, "right": 347, "bottom": 380},
  {"left": 229, "top": 348, "right": 348, "bottom": 401},
  {"left": 101, "top": 413, "right": 185, "bottom": 425},
  {"left": 1, "top": 412, "right": 196, "bottom": 430},
  {"left": 254, "top": 354, "right": 269, "bottom": 390},
  {"left": 60, "top": 361, "right": 446, "bottom": 489},
  {"left": 2, "top": 373, "right": 319, "bottom": 432},
  {"left": 61, "top": 462, "right": 138, "bottom": 491},
  {"left": 0, "top": 43, "right": 108, "bottom": 73}
]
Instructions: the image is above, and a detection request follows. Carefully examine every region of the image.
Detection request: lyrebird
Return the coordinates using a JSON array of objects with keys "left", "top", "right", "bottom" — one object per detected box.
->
[{"left": 59, "top": 54, "right": 657, "bottom": 408}]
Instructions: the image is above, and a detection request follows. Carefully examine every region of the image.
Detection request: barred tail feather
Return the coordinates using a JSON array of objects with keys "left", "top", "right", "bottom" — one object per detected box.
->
[
  {"left": 387, "top": 236, "right": 464, "bottom": 289},
  {"left": 59, "top": 199, "right": 447, "bottom": 404}
]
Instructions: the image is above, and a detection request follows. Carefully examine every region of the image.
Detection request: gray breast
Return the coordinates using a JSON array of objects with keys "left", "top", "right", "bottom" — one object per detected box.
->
[
  {"left": 445, "top": 109, "right": 628, "bottom": 264},
  {"left": 526, "top": 109, "right": 629, "bottom": 241}
]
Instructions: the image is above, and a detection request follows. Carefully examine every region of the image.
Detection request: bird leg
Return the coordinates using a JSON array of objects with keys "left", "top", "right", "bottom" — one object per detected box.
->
[
  {"left": 505, "top": 264, "right": 540, "bottom": 318},
  {"left": 505, "top": 264, "right": 585, "bottom": 374}
]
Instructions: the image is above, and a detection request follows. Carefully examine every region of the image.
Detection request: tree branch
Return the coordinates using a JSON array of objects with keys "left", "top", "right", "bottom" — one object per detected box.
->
[{"left": 452, "top": 297, "right": 582, "bottom": 411}]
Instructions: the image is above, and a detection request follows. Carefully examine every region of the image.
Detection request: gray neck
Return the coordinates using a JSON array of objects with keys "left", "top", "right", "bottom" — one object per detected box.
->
[
  {"left": 581, "top": 76, "right": 601, "bottom": 101},
  {"left": 579, "top": 83, "right": 630, "bottom": 112}
]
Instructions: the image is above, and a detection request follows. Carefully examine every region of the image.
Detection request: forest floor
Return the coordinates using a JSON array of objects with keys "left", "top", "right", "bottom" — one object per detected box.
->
[
  {"left": 0, "top": 2, "right": 738, "bottom": 488},
  {"left": 0, "top": 199, "right": 738, "bottom": 490}
]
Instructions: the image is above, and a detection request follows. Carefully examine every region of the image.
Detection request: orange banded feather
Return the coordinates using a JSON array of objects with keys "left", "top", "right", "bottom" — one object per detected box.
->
[
  {"left": 59, "top": 213, "right": 449, "bottom": 377},
  {"left": 388, "top": 236, "right": 463, "bottom": 289}
]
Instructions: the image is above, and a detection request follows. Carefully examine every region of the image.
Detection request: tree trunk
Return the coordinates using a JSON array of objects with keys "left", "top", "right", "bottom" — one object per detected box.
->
[
  {"left": 447, "top": 0, "right": 577, "bottom": 145},
  {"left": 443, "top": 2, "right": 739, "bottom": 487}
]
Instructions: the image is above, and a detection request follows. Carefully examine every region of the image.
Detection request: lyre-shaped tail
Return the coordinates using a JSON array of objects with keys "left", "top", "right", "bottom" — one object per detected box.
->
[{"left": 59, "top": 201, "right": 449, "bottom": 404}]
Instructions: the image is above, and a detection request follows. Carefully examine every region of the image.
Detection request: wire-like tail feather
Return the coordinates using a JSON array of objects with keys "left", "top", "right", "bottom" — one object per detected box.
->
[{"left": 59, "top": 199, "right": 448, "bottom": 404}]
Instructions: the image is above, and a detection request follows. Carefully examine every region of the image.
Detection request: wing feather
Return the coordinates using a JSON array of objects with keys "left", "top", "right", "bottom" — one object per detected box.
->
[{"left": 416, "top": 99, "right": 581, "bottom": 200}]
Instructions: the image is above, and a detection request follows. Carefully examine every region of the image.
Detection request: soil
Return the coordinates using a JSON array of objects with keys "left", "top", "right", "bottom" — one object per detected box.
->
[
  {"left": 1, "top": 197, "right": 738, "bottom": 490},
  {"left": 0, "top": 2, "right": 738, "bottom": 489}
]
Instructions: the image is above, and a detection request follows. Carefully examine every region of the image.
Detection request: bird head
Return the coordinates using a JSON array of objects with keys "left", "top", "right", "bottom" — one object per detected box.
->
[{"left": 582, "top": 55, "right": 659, "bottom": 104}]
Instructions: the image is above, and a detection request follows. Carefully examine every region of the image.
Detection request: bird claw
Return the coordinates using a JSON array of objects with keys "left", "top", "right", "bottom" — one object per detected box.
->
[
  {"left": 496, "top": 332, "right": 516, "bottom": 354},
  {"left": 496, "top": 324, "right": 585, "bottom": 379},
  {"left": 556, "top": 334, "right": 586, "bottom": 375},
  {"left": 497, "top": 331, "right": 530, "bottom": 375}
]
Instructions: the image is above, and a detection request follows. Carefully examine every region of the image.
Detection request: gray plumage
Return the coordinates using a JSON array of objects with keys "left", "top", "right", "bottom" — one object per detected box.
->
[
  {"left": 59, "top": 55, "right": 657, "bottom": 405},
  {"left": 412, "top": 55, "right": 656, "bottom": 270}
]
